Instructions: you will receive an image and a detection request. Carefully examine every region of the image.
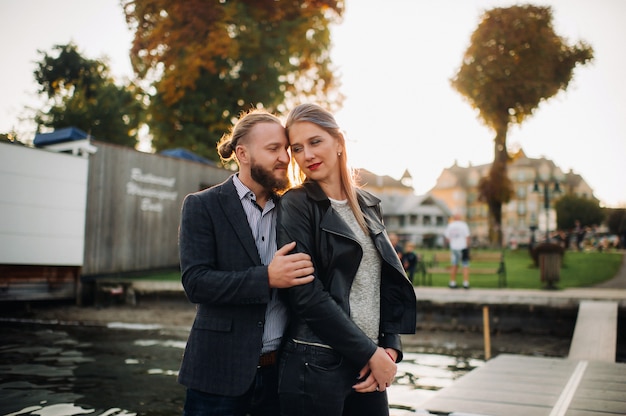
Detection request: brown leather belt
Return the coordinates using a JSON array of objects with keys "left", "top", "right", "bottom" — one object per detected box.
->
[{"left": 258, "top": 351, "right": 277, "bottom": 367}]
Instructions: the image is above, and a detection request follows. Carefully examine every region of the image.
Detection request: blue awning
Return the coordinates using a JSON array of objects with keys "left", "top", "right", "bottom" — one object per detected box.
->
[
  {"left": 33, "top": 127, "right": 90, "bottom": 147},
  {"left": 160, "top": 148, "right": 216, "bottom": 166}
]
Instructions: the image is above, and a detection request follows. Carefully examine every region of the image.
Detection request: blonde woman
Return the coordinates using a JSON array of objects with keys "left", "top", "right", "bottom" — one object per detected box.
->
[{"left": 276, "top": 103, "right": 417, "bottom": 416}]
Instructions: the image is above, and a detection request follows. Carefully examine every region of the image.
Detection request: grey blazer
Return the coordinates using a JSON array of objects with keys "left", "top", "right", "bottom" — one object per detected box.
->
[{"left": 177, "top": 175, "right": 271, "bottom": 396}]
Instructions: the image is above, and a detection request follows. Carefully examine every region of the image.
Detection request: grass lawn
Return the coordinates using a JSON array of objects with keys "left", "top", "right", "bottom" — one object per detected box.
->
[
  {"left": 98, "top": 249, "right": 623, "bottom": 290},
  {"left": 415, "top": 249, "right": 623, "bottom": 289}
]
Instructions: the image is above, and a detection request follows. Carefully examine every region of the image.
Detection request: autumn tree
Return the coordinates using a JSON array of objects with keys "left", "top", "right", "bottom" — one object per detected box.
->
[
  {"left": 34, "top": 43, "right": 144, "bottom": 147},
  {"left": 123, "top": 0, "right": 344, "bottom": 160},
  {"left": 451, "top": 5, "right": 593, "bottom": 247}
]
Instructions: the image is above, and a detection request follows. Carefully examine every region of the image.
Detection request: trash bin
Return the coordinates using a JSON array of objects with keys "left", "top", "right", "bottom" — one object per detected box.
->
[{"left": 532, "top": 243, "right": 564, "bottom": 289}]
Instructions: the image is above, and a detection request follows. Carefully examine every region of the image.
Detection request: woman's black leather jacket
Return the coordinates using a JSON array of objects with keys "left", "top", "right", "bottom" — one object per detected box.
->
[{"left": 276, "top": 180, "right": 417, "bottom": 369}]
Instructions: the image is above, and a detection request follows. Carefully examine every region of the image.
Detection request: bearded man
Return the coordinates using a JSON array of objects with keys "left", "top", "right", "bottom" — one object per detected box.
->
[{"left": 177, "top": 108, "right": 315, "bottom": 416}]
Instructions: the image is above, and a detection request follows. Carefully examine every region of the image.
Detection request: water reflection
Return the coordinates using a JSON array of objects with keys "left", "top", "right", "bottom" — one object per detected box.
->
[
  {"left": 389, "top": 353, "right": 482, "bottom": 415},
  {"left": 0, "top": 319, "right": 479, "bottom": 416}
]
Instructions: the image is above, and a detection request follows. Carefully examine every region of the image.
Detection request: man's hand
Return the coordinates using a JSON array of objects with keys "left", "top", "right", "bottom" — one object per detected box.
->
[{"left": 268, "top": 242, "right": 314, "bottom": 288}]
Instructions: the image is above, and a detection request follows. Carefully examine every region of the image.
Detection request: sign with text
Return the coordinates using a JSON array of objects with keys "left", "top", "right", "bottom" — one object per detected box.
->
[{"left": 126, "top": 168, "right": 178, "bottom": 213}]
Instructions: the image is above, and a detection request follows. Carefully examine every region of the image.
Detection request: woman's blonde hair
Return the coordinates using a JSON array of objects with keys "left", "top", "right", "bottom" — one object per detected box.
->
[
  {"left": 285, "top": 103, "right": 367, "bottom": 232},
  {"left": 216, "top": 108, "right": 283, "bottom": 163}
]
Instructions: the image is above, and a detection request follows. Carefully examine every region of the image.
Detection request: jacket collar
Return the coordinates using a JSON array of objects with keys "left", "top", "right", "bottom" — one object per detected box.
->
[
  {"left": 218, "top": 175, "right": 263, "bottom": 265},
  {"left": 301, "top": 179, "right": 380, "bottom": 206},
  {"left": 300, "top": 179, "right": 384, "bottom": 235}
]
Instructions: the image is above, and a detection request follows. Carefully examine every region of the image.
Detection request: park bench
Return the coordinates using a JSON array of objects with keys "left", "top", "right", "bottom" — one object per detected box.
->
[{"left": 418, "top": 250, "right": 507, "bottom": 288}]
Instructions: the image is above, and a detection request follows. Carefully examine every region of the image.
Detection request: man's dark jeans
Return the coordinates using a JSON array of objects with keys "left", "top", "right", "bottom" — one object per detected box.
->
[{"left": 183, "top": 365, "right": 279, "bottom": 416}]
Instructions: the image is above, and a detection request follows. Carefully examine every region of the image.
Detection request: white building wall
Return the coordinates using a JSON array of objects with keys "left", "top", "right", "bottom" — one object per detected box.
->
[{"left": 0, "top": 143, "right": 88, "bottom": 265}]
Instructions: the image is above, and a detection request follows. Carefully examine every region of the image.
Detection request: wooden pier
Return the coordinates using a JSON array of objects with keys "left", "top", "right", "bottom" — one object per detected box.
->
[
  {"left": 568, "top": 300, "right": 617, "bottom": 362},
  {"left": 421, "top": 354, "right": 626, "bottom": 416},
  {"left": 420, "top": 300, "right": 625, "bottom": 416}
]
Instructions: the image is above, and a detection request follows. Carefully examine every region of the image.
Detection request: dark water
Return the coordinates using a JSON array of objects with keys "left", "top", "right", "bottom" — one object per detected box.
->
[
  {"left": 0, "top": 320, "right": 186, "bottom": 416},
  {"left": 0, "top": 319, "right": 488, "bottom": 416}
]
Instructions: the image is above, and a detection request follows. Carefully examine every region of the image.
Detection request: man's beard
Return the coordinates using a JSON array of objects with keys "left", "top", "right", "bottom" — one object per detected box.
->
[{"left": 251, "top": 162, "right": 289, "bottom": 193}]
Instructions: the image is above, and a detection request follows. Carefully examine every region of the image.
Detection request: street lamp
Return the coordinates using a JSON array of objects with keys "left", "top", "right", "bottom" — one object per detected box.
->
[{"left": 533, "top": 179, "right": 561, "bottom": 241}]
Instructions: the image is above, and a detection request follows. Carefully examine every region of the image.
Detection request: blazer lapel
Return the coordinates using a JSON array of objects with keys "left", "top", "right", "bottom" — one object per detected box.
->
[{"left": 219, "top": 176, "right": 262, "bottom": 265}]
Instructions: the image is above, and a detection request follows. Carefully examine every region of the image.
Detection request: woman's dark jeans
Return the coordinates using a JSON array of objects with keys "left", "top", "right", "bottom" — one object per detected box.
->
[{"left": 278, "top": 339, "right": 389, "bottom": 416}]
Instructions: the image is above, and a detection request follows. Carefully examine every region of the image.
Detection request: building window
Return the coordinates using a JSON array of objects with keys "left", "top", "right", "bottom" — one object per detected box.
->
[
  {"left": 423, "top": 216, "right": 432, "bottom": 226},
  {"left": 386, "top": 216, "right": 399, "bottom": 227},
  {"left": 409, "top": 215, "right": 418, "bottom": 225},
  {"left": 436, "top": 216, "right": 445, "bottom": 226}
]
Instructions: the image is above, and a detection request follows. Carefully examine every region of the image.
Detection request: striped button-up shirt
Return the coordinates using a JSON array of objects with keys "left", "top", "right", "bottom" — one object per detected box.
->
[{"left": 233, "top": 174, "right": 288, "bottom": 353}]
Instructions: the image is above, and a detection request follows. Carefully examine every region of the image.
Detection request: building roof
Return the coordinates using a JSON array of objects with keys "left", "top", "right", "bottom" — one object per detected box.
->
[
  {"left": 160, "top": 148, "right": 217, "bottom": 166},
  {"left": 33, "top": 127, "right": 90, "bottom": 147},
  {"left": 356, "top": 168, "right": 412, "bottom": 190},
  {"left": 379, "top": 193, "right": 451, "bottom": 216}
]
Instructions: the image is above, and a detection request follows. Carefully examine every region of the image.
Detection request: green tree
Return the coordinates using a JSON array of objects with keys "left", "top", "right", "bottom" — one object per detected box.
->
[
  {"left": 605, "top": 208, "right": 626, "bottom": 235},
  {"left": 451, "top": 5, "right": 593, "bottom": 247},
  {"left": 123, "top": 0, "right": 344, "bottom": 160},
  {"left": 34, "top": 43, "right": 144, "bottom": 147},
  {"left": 555, "top": 194, "right": 604, "bottom": 231}
]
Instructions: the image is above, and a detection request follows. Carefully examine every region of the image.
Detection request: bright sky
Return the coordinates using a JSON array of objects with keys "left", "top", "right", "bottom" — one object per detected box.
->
[{"left": 1, "top": 0, "right": 625, "bottom": 207}]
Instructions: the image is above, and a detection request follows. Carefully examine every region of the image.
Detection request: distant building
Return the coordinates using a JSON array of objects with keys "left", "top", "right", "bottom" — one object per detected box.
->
[
  {"left": 429, "top": 148, "right": 597, "bottom": 247},
  {"left": 357, "top": 168, "right": 415, "bottom": 197},
  {"left": 357, "top": 168, "right": 451, "bottom": 247}
]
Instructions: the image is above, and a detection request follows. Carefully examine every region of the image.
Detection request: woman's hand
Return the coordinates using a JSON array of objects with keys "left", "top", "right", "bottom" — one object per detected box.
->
[{"left": 352, "top": 347, "right": 396, "bottom": 393}]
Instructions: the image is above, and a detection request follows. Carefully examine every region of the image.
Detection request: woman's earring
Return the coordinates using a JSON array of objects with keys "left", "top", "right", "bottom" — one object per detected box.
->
[{"left": 337, "top": 152, "right": 342, "bottom": 157}]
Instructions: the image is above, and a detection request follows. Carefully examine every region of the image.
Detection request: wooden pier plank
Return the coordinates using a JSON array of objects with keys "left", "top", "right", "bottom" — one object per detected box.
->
[
  {"left": 568, "top": 300, "right": 617, "bottom": 362},
  {"left": 567, "top": 397, "right": 626, "bottom": 415},
  {"left": 565, "top": 361, "right": 626, "bottom": 415},
  {"left": 447, "top": 378, "right": 564, "bottom": 395},
  {"left": 572, "top": 387, "right": 625, "bottom": 402},
  {"left": 580, "top": 361, "right": 626, "bottom": 384},
  {"left": 437, "top": 387, "right": 559, "bottom": 407},
  {"left": 424, "top": 396, "right": 551, "bottom": 416},
  {"left": 565, "top": 411, "right": 623, "bottom": 416}
]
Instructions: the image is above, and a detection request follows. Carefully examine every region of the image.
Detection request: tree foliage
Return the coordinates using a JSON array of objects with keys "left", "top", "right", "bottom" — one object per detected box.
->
[
  {"left": 33, "top": 43, "right": 144, "bottom": 147},
  {"left": 451, "top": 4, "right": 593, "bottom": 247},
  {"left": 604, "top": 208, "right": 626, "bottom": 235},
  {"left": 123, "top": 0, "right": 344, "bottom": 160},
  {"left": 555, "top": 194, "right": 604, "bottom": 231}
]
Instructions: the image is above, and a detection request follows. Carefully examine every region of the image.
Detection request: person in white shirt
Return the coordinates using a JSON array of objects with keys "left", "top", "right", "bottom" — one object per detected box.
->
[{"left": 443, "top": 214, "right": 471, "bottom": 289}]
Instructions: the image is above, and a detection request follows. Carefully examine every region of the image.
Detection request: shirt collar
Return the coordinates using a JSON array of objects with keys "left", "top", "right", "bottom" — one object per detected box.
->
[
  {"left": 233, "top": 174, "right": 278, "bottom": 205},
  {"left": 233, "top": 173, "right": 252, "bottom": 201}
]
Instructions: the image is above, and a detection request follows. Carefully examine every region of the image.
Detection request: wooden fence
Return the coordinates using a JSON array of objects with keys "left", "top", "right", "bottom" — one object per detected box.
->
[{"left": 82, "top": 141, "right": 232, "bottom": 276}]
